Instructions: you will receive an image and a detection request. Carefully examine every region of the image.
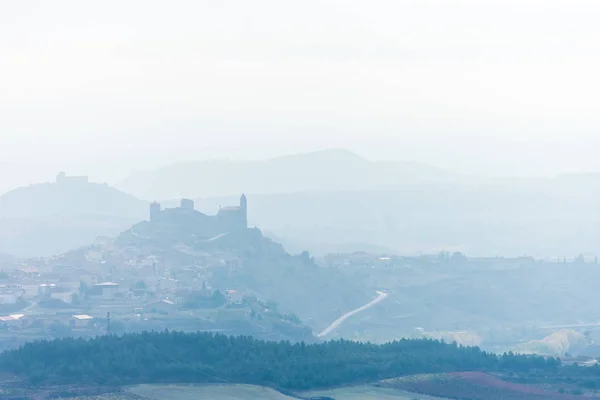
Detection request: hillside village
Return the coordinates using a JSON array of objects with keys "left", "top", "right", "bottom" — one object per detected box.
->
[{"left": 0, "top": 196, "right": 316, "bottom": 350}]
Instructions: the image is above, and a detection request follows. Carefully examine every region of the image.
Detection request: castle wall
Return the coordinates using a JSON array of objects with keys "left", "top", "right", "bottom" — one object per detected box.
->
[
  {"left": 148, "top": 195, "right": 247, "bottom": 237},
  {"left": 217, "top": 211, "right": 243, "bottom": 233},
  {"left": 56, "top": 172, "right": 89, "bottom": 185}
]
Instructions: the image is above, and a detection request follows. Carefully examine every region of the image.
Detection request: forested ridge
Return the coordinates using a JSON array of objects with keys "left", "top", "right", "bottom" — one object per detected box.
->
[{"left": 0, "top": 331, "right": 562, "bottom": 390}]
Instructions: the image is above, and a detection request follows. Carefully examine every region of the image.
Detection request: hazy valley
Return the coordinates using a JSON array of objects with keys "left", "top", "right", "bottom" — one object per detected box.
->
[
  {"left": 0, "top": 151, "right": 598, "bottom": 399},
  {"left": 6, "top": 0, "right": 600, "bottom": 397}
]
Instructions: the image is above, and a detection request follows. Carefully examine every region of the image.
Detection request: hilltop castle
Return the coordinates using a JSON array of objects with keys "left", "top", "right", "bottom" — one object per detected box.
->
[
  {"left": 149, "top": 194, "right": 248, "bottom": 236},
  {"left": 56, "top": 171, "right": 89, "bottom": 185}
]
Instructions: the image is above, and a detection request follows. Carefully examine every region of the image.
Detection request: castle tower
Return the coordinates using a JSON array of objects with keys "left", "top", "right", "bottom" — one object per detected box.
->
[
  {"left": 240, "top": 194, "right": 247, "bottom": 229},
  {"left": 180, "top": 198, "right": 194, "bottom": 211},
  {"left": 149, "top": 201, "right": 161, "bottom": 222}
]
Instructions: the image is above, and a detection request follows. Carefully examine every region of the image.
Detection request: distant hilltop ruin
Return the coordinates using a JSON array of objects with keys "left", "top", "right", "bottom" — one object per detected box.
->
[
  {"left": 149, "top": 194, "right": 248, "bottom": 236},
  {"left": 56, "top": 171, "right": 89, "bottom": 185}
]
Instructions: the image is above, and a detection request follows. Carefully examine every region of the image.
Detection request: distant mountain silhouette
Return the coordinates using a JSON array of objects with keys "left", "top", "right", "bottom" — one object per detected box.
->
[
  {"left": 116, "top": 149, "right": 475, "bottom": 200},
  {"left": 0, "top": 179, "right": 147, "bottom": 219},
  {"left": 0, "top": 165, "right": 598, "bottom": 259},
  {"left": 0, "top": 176, "right": 147, "bottom": 257},
  {"left": 193, "top": 179, "right": 600, "bottom": 258}
]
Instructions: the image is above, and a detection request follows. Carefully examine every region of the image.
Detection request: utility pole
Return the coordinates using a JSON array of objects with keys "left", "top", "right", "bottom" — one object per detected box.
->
[{"left": 107, "top": 312, "right": 111, "bottom": 334}]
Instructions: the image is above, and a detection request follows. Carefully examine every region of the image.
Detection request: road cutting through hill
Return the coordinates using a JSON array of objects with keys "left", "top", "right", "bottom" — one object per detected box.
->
[{"left": 317, "top": 290, "right": 389, "bottom": 338}]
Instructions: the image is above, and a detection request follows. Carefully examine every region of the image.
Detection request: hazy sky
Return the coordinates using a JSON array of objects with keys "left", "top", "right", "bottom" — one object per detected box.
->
[{"left": 2, "top": 0, "right": 600, "bottom": 190}]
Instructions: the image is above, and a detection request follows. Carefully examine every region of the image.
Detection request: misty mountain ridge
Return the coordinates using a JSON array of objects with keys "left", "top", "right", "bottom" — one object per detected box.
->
[
  {"left": 116, "top": 148, "right": 477, "bottom": 200},
  {"left": 0, "top": 158, "right": 598, "bottom": 258},
  {"left": 192, "top": 183, "right": 600, "bottom": 257},
  {"left": 0, "top": 176, "right": 147, "bottom": 219},
  {"left": 0, "top": 175, "right": 147, "bottom": 257}
]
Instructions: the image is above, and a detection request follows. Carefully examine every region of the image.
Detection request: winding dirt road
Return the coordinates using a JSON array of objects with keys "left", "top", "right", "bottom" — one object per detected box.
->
[{"left": 317, "top": 290, "right": 389, "bottom": 338}]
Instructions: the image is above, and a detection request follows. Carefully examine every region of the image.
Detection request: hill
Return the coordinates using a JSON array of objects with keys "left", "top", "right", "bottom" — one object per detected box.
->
[
  {"left": 0, "top": 215, "right": 139, "bottom": 257},
  {"left": 0, "top": 176, "right": 147, "bottom": 219},
  {"left": 115, "top": 214, "right": 372, "bottom": 332},
  {"left": 116, "top": 149, "right": 474, "bottom": 200},
  {"left": 0, "top": 173, "right": 148, "bottom": 256}
]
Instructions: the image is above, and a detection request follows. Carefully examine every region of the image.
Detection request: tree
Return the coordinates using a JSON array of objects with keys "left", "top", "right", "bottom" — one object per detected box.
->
[
  {"left": 134, "top": 280, "right": 148, "bottom": 290},
  {"left": 283, "top": 313, "right": 301, "bottom": 324},
  {"left": 212, "top": 290, "right": 226, "bottom": 306},
  {"left": 79, "top": 281, "right": 90, "bottom": 298},
  {"left": 0, "top": 331, "right": 570, "bottom": 390},
  {"left": 109, "top": 320, "right": 126, "bottom": 334},
  {"left": 48, "top": 321, "right": 71, "bottom": 338}
]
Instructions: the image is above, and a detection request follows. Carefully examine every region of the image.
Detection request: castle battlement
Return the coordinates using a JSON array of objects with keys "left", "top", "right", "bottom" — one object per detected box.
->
[
  {"left": 56, "top": 171, "right": 89, "bottom": 185},
  {"left": 149, "top": 194, "right": 247, "bottom": 235}
]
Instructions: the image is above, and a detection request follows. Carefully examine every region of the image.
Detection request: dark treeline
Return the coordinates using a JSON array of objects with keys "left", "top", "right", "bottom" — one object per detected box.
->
[{"left": 0, "top": 331, "right": 560, "bottom": 390}]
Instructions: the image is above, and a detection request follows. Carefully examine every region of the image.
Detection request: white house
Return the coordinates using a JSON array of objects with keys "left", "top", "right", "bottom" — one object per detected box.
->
[
  {"left": 51, "top": 291, "right": 75, "bottom": 304},
  {"left": 70, "top": 314, "right": 94, "bottom": 329},
  {"left": 0, "top": 285, "right": 24, "bottom": 305},
  {"left": 38, "top": 283, "right": 56, "bottom": 298},
  {"left": 144, "top": 299, "right": 177, "bottom": 314},
  {"left": 0, "top": 314, "right": 26, "bottom": 328},
  {"left": 93, "top": 282, "right": 120, "bottom": 299}
]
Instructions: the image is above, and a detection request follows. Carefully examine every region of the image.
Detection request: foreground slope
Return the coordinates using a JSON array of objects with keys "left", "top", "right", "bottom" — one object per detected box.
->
[
  {"left": 382, "top": 372, "right": 586, "bottom": 400},
  {"left": 128, "top": 384, "right": 298, "bottom": 400},
  {"left": 128, "top": 383, "right": 449, "bottom": 400},
  {"left": 2, "top": 332, "right": 598, "bottom": 399}
]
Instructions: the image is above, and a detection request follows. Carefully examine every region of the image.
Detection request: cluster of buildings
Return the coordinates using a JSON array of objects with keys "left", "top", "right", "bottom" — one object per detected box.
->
[
  {"left": 322, "top": 251, "right": 543, "bottom": 269},
  {"left": 0, "top": 191, "right": 313, "bottom": 347},
  {"left": 0, "top": 232, "right": 252, "bottom": 342},
  {"left": 323, "top": 252, "right": 401, "bottom": 268}
]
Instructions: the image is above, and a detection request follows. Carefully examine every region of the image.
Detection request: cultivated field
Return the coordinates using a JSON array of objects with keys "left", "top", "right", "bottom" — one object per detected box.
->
[
  {"left": 62, "top": 383, "right": 448, "bottom": 400},
  {"left": 382, "top": 372, "right": 589, "bottom": 400},
  {"left": 127, "top": 384, "right": 297, "bottom": 400},
  {"left": 303, "top": 384, "right": 449, "bottom": 399}
]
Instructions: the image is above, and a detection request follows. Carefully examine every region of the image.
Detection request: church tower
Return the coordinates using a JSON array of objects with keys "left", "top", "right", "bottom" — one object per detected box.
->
[{"left": 240, "top": 194, "right": 247, "bottom": 229}]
